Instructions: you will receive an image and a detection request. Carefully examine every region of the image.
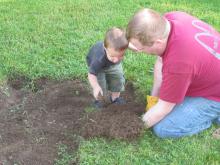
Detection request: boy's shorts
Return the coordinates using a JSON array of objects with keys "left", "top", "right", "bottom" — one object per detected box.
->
[{"left": 97, "top": 63, "right": 125, "bottom": 95}]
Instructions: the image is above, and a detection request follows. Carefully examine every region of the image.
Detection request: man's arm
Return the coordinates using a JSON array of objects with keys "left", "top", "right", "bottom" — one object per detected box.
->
[
  {"left": 142, "top": 99, "right": 176, "bottom": 128},
  {"left": 151, "top": 56, "right": 163, "bottom": 96},
  {"left": 128, "top": 43, "right": 162, "bottom": 96}
]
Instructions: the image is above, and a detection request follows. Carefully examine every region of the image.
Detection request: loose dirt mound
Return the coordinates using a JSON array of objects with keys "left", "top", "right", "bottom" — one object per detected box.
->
[
  {"left": 81, "top": 105, "right": 144, "bottom": 140},
  {"left": 0, "top": 77, "right": 145, "bottom": 164}
]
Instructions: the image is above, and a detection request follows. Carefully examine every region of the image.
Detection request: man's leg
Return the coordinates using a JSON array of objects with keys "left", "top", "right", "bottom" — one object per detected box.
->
[
  {"left": 214, "top": 117, "right": 220, "bottom": 125},
  {"left": 153, "top": 97, "right": 220, "bottom": 138}
]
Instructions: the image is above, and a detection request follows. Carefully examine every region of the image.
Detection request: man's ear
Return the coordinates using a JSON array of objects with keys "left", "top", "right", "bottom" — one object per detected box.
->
[
  {"left": 154, "top": 38, "right": 167, "bottom": 48},
  {"left": 155, "top": 39, "right": 164, "bottom": 44}
]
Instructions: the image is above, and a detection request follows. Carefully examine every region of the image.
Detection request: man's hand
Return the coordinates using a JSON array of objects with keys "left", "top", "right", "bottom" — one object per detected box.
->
[
  {"left": 142, "top": 99, "right": 176, "bottom": 128},
  {"left": 93, "top": 85, "right": 103, "bottom": 100}
]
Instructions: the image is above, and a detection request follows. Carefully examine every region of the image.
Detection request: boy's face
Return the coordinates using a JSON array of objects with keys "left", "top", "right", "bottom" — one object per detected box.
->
[{"left": 106, "top": 47, "right": 125, "bottom": 63}]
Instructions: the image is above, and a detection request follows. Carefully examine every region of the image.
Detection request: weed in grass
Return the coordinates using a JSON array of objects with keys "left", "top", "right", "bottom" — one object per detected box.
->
[
  {"left": 54, "top": 144, "right": 76, "bottom": 165},
  {"left": 84, "top": 106, "right": 97, "bottom": 113}
]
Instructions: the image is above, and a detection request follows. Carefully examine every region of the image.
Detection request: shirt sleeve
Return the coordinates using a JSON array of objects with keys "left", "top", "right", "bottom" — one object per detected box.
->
[
  {"left": 89, "top": 60, "right": 104, "bottom": 75},
  {"left": 159, "top": 62, "right": 193, "bottom": 103}
]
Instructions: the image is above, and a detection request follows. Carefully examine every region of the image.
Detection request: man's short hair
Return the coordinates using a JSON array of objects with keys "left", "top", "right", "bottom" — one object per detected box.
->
[{"left": 126, "top": 8, "right": 168, "bottom": 46}]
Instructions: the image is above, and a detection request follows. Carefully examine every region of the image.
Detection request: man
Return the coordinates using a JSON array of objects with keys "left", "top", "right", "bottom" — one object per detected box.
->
[{"left": 127, "top": 8, "right": 220, "bottom": 138}]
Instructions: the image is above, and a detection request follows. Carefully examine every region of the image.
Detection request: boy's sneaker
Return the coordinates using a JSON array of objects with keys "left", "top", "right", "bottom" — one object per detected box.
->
[
  {"left": 110, "top": 97, "right": 126, "bottom": 105},
  {"left": 93, "top": 100, "right": 103, "bottom": 109}
]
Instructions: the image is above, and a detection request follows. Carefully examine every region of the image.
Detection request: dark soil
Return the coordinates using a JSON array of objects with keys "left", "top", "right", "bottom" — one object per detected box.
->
[{"left": 0, "top": 76, "right": 145, "bottom": 165}]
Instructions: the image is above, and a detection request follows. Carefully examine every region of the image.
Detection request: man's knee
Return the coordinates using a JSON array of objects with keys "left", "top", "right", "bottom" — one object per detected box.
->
[
  {"left": 152, "top": 122, "right": 182, "bottom": 138},
  {"left": 214, "top": 117, "right": 220, "bottom": 125},
  {"left": 152, "top": 123, "right": 167, "bottom": 138}
]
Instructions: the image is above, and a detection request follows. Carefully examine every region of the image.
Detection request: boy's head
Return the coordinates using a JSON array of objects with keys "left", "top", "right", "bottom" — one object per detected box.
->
[{"left": 104, "top": 27, "right": 128, "bottom": 63}]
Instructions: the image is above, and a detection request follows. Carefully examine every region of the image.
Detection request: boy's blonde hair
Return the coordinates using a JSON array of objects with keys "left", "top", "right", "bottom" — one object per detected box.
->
[
  {"left": 126, "top": 8, "right": 169, "bottom": 46},
  {"left": 104, "top": 27, "right": 128, "bottom": 51}
]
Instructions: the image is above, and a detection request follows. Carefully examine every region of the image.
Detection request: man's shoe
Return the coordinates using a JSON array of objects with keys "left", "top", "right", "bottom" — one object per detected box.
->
[{"left": 110, "top": 97, "right": 126, "bottom": 105}]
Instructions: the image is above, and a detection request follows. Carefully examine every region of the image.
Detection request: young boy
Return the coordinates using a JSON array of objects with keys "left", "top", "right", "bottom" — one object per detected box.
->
[{"left": 86, "top": 27, "right": 128, "bottom": 108}]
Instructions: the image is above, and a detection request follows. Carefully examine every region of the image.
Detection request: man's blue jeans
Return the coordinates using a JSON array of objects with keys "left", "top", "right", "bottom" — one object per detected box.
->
[{"left": 153, "top": 97, "right": 220, "bottom": 138}]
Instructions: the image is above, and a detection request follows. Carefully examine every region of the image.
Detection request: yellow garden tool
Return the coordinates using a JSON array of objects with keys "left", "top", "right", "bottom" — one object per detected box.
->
[{"left": 146, "top": 95, "right": 159, "bottom": 111}]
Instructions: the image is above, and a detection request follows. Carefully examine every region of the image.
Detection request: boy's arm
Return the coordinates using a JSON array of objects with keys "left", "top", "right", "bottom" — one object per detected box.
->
[
  {"left": 142, "top": 99, "right": 176, "bottom": 128},
  {"left": 88, "top": 73, "right": 103, "bottom": 99}
]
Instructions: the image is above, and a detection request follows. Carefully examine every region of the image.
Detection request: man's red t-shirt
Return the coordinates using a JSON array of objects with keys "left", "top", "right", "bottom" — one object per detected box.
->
[{"left": 160, "top": 12, "right": 220, "bottom": 103}]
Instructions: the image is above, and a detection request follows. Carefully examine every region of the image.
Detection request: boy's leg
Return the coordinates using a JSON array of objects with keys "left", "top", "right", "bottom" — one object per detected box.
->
[
  {"left": 104, "top": 63, "right": 125, "bottom": 101},
  {"left": 153, "top": 97, "right": 220, "bottom": 138}
]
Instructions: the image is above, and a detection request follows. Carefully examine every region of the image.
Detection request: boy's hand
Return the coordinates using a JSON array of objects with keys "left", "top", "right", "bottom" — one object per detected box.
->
[
  {"left": 93, "top": 85, "right": 103, "bottom": 100},
  {"left": 146, "top": 95, "right": 158, "bottom": 111}
]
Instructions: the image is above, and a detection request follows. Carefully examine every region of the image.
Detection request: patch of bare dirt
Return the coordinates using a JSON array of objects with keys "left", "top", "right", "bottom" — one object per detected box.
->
[{"left": 0, "top": 76, "right": 145, "bottom": 165}]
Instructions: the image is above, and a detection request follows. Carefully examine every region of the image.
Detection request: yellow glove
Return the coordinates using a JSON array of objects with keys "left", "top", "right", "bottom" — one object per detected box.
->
[{"left": 146, "top": 95, "right": 159, "bottom": 111}]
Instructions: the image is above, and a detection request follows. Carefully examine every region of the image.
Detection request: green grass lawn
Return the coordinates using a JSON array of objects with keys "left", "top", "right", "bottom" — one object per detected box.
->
[{"left": 0, "top": 0, "right": 220, "bottom": 164}]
